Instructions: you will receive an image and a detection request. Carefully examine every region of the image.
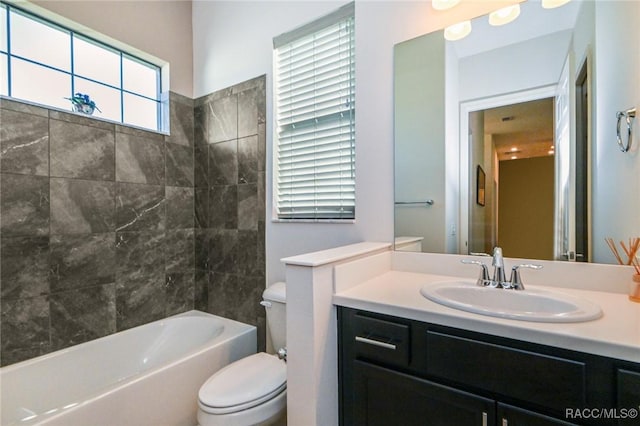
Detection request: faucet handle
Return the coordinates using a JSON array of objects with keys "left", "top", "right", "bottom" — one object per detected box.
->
[
  {"left": 509, "top": 264, "right": 543, "bottom": 290},
  {"left": 461, "top": 259, "right": 490, "bottom": 287}
]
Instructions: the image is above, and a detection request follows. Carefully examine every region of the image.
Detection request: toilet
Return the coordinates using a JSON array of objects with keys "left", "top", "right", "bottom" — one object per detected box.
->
[{"left": 197, "top": 282, "right": 287, "bottom": 426}]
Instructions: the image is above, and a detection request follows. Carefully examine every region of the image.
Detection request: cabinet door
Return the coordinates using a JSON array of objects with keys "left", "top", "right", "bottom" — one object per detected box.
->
[
  {"left": 617, "top": 369, "right": 640, "bottom": 426},
  {"left": 498, "top": 403, "right": 578, "bottom": 426},
  {"left": 353, "top": 360, "right": 495, "bottom": 426}
]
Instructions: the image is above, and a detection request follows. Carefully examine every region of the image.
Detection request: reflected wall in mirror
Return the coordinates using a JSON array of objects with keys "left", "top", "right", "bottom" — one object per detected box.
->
[{"left": 394, "top": 0, "right": 640, "bottom": 264}]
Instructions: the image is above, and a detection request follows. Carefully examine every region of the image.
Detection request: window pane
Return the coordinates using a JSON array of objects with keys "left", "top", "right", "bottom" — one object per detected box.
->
[
  {"left": 73, "top": 36, "right": 120, "bottom": 88},
  {"left": 123, "top": 92, "right": 158, "bottom": 130},
  {"left": 12, "top": 57, "right": 70, "bottom": 109},
  {"left": 123, "top": 55, "right": 157, "bottom": 99},
  {"left": 0, "top": 53, "right": 7, "bottom": 96},
  {"left": 10, "top": 10, "right": 70, "bottom": 71},
  {"left": 74, "top": 77, "right": 121, "bottom": 122},
  {"left": 0, "top": 4, "right": 7, "bottom": 52}
]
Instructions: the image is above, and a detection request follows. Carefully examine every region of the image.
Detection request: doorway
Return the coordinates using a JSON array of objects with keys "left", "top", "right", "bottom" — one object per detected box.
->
[{"left": 468, "top": 98, "right": 556, "bottom": 259}]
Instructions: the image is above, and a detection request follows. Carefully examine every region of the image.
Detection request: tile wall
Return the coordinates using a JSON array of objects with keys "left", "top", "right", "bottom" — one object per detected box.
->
[
  {"left": 0, "top": 93, "right": 195, "bottom": 366},
  {"left": 194, "top": 75, "right": 267, "bottom": 352}
]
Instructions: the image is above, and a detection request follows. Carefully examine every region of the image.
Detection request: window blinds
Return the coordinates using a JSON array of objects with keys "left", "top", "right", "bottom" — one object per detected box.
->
[{"left": 274, "top": 3, "right": 355, "bottom": 220}]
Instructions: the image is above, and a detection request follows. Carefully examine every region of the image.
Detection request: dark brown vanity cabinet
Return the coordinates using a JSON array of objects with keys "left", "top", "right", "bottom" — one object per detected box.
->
[{"left": 338, "top": 307, "right": 640, "bottom": 426}]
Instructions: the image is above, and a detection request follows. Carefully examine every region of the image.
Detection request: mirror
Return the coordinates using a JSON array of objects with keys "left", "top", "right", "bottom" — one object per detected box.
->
[{"left": 394, "top": 0, "right": 640, "bottom": 264}]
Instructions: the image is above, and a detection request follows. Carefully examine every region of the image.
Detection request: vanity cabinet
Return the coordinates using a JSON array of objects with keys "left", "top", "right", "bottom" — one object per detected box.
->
[{"left": 338, "top": 307, "right": 639, "bottom": 426}]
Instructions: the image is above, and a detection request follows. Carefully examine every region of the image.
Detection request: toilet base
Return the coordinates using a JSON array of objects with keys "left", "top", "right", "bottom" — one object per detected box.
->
[{"left": 197, "top": 389, "right": 286, "bottom": 426}]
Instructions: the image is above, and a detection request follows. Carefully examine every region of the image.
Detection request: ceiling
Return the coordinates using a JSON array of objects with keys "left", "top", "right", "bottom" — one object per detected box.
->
[{"left": 483, "top": 97, "right": 554, "bottom": 161}]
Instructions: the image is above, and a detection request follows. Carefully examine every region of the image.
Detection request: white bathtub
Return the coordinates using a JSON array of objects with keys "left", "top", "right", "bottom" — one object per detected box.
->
[{"left": 0, "top": 310, "right": 256, "bottom": 426}]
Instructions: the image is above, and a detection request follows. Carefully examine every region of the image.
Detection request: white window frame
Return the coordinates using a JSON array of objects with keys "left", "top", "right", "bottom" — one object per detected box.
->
[
  {"left": 273, "top": 2, "right": 355, "bottom": 222},
  {"left": 0, "top": 1, "right": 164, "bottom": 132}
]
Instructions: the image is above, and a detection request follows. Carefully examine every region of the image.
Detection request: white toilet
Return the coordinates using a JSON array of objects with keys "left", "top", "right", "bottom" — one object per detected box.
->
[{"left": 197, "top": 282, "right": 287, "bottom": 426}]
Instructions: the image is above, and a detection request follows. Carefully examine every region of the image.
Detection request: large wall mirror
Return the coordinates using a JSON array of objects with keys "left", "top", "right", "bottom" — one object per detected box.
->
[{"left": 394, "top": 0, "right": 640, "bottom": 264}]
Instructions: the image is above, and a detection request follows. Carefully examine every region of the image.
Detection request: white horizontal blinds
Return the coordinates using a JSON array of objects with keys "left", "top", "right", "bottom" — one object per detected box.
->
[{"left": 275, "top": 4, "right": 355, "bottom": 220}]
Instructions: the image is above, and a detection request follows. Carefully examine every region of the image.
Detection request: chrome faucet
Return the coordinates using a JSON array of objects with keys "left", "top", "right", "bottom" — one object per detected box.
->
[{"left": 462, "top": 247, "right": 542, "bottom": 290}]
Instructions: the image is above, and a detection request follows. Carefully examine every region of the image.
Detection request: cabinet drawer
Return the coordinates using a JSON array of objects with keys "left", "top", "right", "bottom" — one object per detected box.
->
[
  {"left": 426, "top": 330, "right": 587, "bottom": 412},
  {"left": 352, "top": 313, "right": 410, "bottom": 368}
]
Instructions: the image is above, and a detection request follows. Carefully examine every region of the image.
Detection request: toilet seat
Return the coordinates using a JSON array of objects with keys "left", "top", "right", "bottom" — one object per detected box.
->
[{"left": 198, "top": 353, "right": 286, "bottom": 415}]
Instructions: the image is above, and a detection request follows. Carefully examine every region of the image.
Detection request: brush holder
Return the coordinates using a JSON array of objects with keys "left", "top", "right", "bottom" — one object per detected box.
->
[{"left": 630, "top": 274, "right": 640, "bottom": 303}]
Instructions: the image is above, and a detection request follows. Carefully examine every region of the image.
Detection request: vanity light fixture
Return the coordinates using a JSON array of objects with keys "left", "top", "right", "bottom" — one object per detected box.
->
[
  {"left": 510, "top": 147, "right": 519, "bottom": 152},
  {"left": 489, "top": 4, "right": 521, "bottom": 26},
  {"left": 548, "top": 149, "right": 555, "bottom": 155},
  {"left": 432, "top": 0, "right": 460, "bottom": 11},
  {"left": 542, "top": 0, "right": 571, "bottom": 9},
  {"left": 511, "top": 155, "right": 518, "bottom": 160},
  {"left": 444, "top": 20, "right": 472, "bottom": 41}
]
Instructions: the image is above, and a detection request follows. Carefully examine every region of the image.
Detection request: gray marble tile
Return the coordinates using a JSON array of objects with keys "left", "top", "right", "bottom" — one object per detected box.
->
[
  {"left": 115, "top": 132, "right": 165, "bottom": 185},
  {"left": 49, "top": 233, "right": 116, "bottom": 292},
  {"left": 238, "top": 184, "right": 258, "bottom": 230},
  {"left": 50, "top": 284, "right": 116, "bottom": 350},
  {"left": 195, "top": 87, "right": 232, "bottom": 107},
  {"left": 166, "top": 186, "right": 194, "bottom": 229},
  {"left": 49, "top": 110, "right": 115, "bottom": 132},
  {"left": 115, "top": 231, "right": 165, "bottom": 287},
  {"left": 165, "top": 272, "right": 194, "bottom": 316},
  {"left": 207, "top": 271, "right": 233, "bottom": 317},
  {"left": 257, "top": 123, "right": 266, "bottom": 172},
  {"left": 1, "top": 236, "right": 49, "bottom": 300},
  {"left": 238, "top": 136, "right": 258, "bottom": 184},
  {"left": 194, "top": 188, "right": 208, "bottom": 229},
  {"left": 115, "top": 124, "right": 164, "bottom": 142},
  {"left": 116, "top": 183, "right": 165, "bottom": 232},
  {"left": 194, "top": 269, "right": 208, "bottom": 312},
  {"left": 166, "top": 93, "right": 194, "bottom": 147},
  {"left": 208, "top": 229, "right": 238, "bottom": 274},
  {"left": 194, "top": 145, "right": 209, "bottom": 188},
  {"left": 165, "top": 229, "right": 194, "bottom": 273},
  {"left": 0, "top": 109, "right": 49, "bottom": 176},
  {"left": 238, "top": 89, "right": 258, "bottom": 138},
  {"left": 229, "top": 275, "right": 262, "bottom": 326},
  {"left": 194, "top": 104, "right": 208, "bottom": 147},
  {"left": 257, "top": 220, "right": 265, "bottom": 278},
  {"left": 50, "top": 119, "right": 115, "bottom": 181},
  {"left": 166, "top": 142, "right": 194, "bottom": 187},
  {"left": 209, "top": 185, "right": 237, "bottom": 229},
  {"left": 209, "top": 140, "right": 237, "bottom": 185},
  {"left": 0, "top": 296, "right": 50, "bottom": 353},
  {"left": 237, "top": 230, "right": 263, "bottom": 277},
  {"left": 209, "top": 96, "right": 237, "bottom": 143},
  {"left": 50, "top": 178, "right": 115, "bottom": 235},
  {"left": 0, "top": 98, "right": 48, "bottom": 117},
  {"left": 1, "top": 173, "right": 49, "bottom": 237},
  {"left": 1, "top": 343, "right": 51, "bottom": 367},
  {"left": 195, "top": 229, "right": 211, "bottom": 271},
  {"left": 116, "top": 278, "right": 166, "bottom": 331},
  {"left": 257, "top": 82, "right": 266, "bottom": 125},
  {"left": 258, "top": 172, "right": 266, "bottom": 221},
  {"left": 231, "top": 75, "right": 265, "bottom": 94},
  {"left": 256, "top": 314, "right": 266, "bottom": 353}
]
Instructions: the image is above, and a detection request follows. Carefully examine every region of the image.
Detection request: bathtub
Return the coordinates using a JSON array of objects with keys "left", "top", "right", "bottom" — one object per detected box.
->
[{"left": 0, "top": 310, "right": 256, "bottom": 426}]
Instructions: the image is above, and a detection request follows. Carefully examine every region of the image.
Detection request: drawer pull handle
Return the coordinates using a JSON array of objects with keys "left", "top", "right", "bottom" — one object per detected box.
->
[
  {"left": 355, "top": 336, "right": 397, "bottom": 350},
  {"left": 482, "top": 412, "right": 488, "bottom": 426}
]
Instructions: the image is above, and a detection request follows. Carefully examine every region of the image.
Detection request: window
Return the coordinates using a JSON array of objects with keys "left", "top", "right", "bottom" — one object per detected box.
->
[
  {"left": 0, "top": 2, "right": 163, "bottom": 132},
  {"left": 274, "top": 3, "right": 355, "bottom": 221}
]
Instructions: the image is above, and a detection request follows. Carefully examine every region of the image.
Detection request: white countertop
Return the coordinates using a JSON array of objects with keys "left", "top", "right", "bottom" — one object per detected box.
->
[{"left": 333, "top": 270, "right": 640, "bottom": 363}]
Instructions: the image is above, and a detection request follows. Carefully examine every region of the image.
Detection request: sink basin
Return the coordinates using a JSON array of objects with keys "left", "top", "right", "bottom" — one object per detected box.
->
[{"left": 420, "top": 281, "right": 603, "bottom": 323}]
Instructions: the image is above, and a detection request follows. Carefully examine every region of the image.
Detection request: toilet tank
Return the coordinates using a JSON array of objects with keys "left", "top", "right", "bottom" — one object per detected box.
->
[{"left": 262, "top": 282, "right": 286, "bottom": 351}]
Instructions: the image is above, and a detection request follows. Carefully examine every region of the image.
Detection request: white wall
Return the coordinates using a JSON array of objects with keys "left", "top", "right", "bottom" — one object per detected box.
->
[
  {"left": 192, "top": 0, "right": 519, "bottom": 283},
  {"left": 33, "top": 0, "right": 194, "bottom": 97},
  {"left": 592, "top": 0, "right": 640, "bottom": 263}
]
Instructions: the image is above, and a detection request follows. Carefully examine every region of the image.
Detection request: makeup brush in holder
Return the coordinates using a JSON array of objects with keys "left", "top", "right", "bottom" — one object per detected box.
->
[{"left": 605, "top": 237, "right": 640, "bottom": 302}]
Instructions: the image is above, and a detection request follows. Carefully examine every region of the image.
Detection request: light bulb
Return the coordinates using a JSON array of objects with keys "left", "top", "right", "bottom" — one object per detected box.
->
[
  {"left": 432, "top": 0, "right": 461, "bottom": 11},
  {"left": 444, "top": 20, "right": 472, "bottom": 41},
  {"left": 542, "top": 0, "right": 571, "bottom": 9},
  {"left": 489, "top": 4, "right": 520, "bottom": 26}
]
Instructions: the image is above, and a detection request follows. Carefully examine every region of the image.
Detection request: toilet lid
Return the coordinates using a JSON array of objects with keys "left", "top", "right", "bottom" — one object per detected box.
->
[{"left": 199, "top": 353, "right": 286, "bottom": 414}]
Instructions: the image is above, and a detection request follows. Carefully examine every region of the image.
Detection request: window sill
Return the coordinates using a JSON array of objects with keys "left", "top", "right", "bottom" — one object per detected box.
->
[{"left": 271, "top": 218, "right": 356, "bottom": 224}]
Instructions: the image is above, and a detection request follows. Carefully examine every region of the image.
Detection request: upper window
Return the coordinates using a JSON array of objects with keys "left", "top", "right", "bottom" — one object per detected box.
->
[
  {"left": 0, "top": 2, "right": 162, "bottom": 132},
  {"left": 273, "top": 3, "right": 355, "bottom": 221}
]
